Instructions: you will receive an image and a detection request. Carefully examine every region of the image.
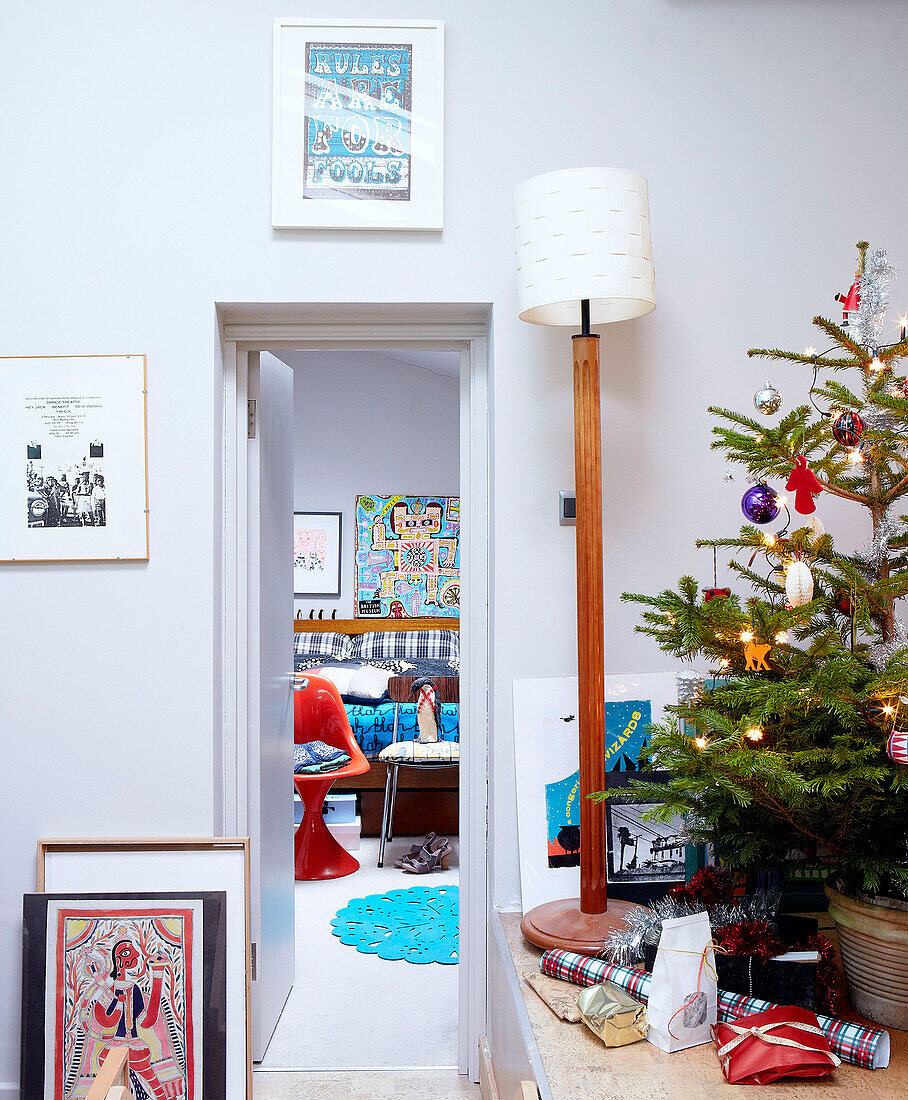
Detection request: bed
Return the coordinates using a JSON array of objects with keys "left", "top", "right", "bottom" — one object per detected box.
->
[
  {"left": 293, "top": 616, "right": 460, "bottom": 759},
  {"left": 293, "top": 616, "right": 461, "bottom": 836}
]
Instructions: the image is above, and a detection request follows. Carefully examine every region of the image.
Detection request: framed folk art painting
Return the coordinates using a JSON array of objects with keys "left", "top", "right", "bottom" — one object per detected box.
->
[
  {"left": 20, "top": 891, "right": 226, "bottom": 1100},
  {"left": 0, "top": 354, "right": 149, "bottom": 562},
  {"left": 272, "top": 19, "right": 444, "bottom": 229},
  {"left": 293, "top": 510, "right": 342, "bottom": 598},
  {"left": 37, "top": 838, "right": 251, "bottom": 1099}
]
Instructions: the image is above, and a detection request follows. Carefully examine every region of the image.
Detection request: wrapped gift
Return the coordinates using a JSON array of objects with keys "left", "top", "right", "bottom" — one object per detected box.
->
[
  {"left": 714, "top": 1005, "right": 840, "bottom": 1084},
  {"left": 577, "top": 981, "right": 648, "bottom": 1047},
  {"left": 641, "top": 914, "right": 827, "bottom": 1012}
]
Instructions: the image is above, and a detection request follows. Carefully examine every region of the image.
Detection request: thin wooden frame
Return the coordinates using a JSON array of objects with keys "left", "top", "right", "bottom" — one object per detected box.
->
[
  {"left": 272, "top": 19, "right": 444, "bottom": 230},
  {"left": 36, "top": 837, "right": 252, "bottom": 1100},
  {"left": 0, "top": 354, "right": 149, "bottom": 563},
  {"left": 293, "top": 510, "right": 342, "bottom": 598}
]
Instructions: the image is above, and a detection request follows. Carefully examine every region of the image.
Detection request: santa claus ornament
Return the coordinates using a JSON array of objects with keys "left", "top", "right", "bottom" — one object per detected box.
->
[{"left": 785, "top": 456, "right": 824, "bottom": 515}]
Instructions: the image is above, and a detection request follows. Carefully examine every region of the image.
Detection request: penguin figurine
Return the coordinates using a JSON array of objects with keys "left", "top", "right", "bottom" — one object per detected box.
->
[{"left": 410, "top": 677, "right": 441, "bottom": 744}]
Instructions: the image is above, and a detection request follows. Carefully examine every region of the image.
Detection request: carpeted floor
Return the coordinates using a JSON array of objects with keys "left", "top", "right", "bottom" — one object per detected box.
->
[{"left": 257, "top": 835, "right": 459, "bottom": 1070}]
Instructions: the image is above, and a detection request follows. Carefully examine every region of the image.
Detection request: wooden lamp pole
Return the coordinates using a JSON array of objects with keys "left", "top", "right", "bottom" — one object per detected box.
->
[{"left": 520, "top": 302, "right": 640, "bottom": 951}]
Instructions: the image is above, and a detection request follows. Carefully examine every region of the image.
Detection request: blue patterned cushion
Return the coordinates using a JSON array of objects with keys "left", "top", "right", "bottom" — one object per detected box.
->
[{"left": 346, "top": 702, "right": 459, "bottom": 757}]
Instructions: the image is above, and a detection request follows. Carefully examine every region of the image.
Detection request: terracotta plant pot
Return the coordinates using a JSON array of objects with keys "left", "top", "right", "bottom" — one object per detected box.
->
[{"left": 825, "top": 878, "right": 908, "bottom": 1029}]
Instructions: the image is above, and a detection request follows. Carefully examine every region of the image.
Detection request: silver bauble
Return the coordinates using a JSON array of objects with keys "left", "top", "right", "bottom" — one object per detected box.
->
[{"left": 753, "top": 380, "right": 782, "bottom": 415}]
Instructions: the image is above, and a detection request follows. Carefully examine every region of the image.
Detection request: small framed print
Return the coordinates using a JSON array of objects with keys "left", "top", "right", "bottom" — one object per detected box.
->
[
  {"left": 273, "top": 19, "right": 444, "bottom": 229},
  {"left": 605, "top": 770, "right": 689, "bottom": 904},
  {"left": 294, "top": 510, "right": 342, "bottom": 598},
  {"left": 0, "top": 354, "right": 148, "bottom": 562}
]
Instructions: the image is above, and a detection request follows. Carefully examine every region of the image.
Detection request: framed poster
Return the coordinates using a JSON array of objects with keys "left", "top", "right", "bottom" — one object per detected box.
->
[
  {"left": 0, "top": 354, "right": 148, "bottom": 562},
  {"left": 354, "top": 493, "right": 459, "bottom": 617},
  {"left": 273, "top": 19, "right": 444, "bottom": 229},
  {"left": 294, "top": 510, "right": 342, "bottom": 598},
  {"left": 604, "top": 770, "right": 688, "bottom": 903},
  {"left": 20, "top": 891, "right": 226, "bottom": 1100},
  {"left": 513, "top": 672, "right": 677, "bottom": 913},
  {"left": 38, "top": 838, "right": 251, "bottom": 1100}
]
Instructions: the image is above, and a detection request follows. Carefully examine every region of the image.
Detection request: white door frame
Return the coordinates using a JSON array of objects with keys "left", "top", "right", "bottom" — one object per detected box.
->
[{"left": 215, "top": 302, "right": 492, "bottom": 1080}]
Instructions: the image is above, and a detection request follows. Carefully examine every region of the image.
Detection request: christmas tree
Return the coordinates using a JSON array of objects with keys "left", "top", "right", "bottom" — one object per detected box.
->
[{"left": 614, "top": 242, "right": 908, "bottom": 899}]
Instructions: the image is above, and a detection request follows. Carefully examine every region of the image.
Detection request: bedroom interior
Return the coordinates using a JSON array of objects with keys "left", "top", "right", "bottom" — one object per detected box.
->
[{"left": 255, "top": 346, "right": 464, "bottom": 1072}]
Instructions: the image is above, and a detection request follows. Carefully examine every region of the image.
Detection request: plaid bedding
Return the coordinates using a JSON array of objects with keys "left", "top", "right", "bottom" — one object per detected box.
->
[
  {"left": 350, "top": 629, "right": 459, "bottom": 662},
  {"left": 293, "top": 631, "right": 355, "bottom": 662},
  {"left": 539, "top": 950, "right": 890, "bottom": 1070}
]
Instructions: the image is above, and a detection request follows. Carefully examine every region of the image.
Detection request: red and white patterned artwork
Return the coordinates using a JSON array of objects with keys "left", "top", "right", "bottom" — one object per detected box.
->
[{"left": 55, "top": 908, "right": 195, "bottom": 1100}]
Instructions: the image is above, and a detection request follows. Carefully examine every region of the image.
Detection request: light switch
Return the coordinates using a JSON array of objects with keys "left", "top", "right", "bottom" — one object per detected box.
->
[{"left": 559, "top": 491, "right": 576, "bottom": 526}]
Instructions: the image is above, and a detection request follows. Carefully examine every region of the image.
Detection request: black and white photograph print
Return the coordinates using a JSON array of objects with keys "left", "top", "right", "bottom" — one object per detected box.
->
[
  {"left": 0, "top": 355, "right": 148, "bottom": 562},
  {"left": 27, "top": 458, "right": 106, "bottom": 529},
  {"left": 606, "top": 801, "right": 688, "bottom": 885}
]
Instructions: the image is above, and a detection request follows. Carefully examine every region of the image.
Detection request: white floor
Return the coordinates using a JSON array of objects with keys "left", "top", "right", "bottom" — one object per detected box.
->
[{"left": 257, "top": 835, "right": 459, "bottom": 1071}]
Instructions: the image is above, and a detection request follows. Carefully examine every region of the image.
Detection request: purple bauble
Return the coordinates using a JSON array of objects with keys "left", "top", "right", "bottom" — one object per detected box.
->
[{"left": 741, "top": 483, "right": 780, "bottom": 524}]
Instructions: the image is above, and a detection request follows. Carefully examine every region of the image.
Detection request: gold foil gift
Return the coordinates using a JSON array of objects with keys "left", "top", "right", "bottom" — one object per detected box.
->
[{"left": 577, "top": 981, "right": 648, "bottom": 1047}]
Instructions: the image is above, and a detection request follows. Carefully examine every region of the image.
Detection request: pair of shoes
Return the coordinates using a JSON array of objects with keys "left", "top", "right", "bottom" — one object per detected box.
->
[
  {"left": 401, "top": 835, "right": 453, "bottom": 874},
  {"left": 393, "top": 831, "right": 437, "bottom": 870}
]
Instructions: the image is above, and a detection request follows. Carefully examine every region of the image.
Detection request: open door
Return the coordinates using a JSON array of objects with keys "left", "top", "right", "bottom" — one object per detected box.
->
[{"left": 247, "top": 350, "right": 295, "bottom": 1059}]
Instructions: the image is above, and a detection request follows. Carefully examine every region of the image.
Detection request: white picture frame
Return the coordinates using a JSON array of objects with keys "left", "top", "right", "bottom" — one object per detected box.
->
[
  {"left": 294, "top": 510, "right": 342, "bottom": 598},
  {"left": 513, "top": 672, "right": 677, "bottom": 914},
  {"left": 272, "top": 18, "right": 444, "bottom": 230},
  {"left": 0, "top": 354, "right": 148, "bottom": 562},
  {"left": 37, "top": 838, "right": 251, "bottom": 1100}
]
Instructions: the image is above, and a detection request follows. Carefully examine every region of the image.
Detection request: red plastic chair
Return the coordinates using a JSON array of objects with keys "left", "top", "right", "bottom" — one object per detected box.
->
[{"left": 293, "top": 675, "right": 370, "bottom": 880}]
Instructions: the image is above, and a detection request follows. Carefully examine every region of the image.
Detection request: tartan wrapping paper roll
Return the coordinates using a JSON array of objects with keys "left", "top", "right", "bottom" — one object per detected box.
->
[{"left": 540, "top": 950, "right": 890, "bottom": 1070}]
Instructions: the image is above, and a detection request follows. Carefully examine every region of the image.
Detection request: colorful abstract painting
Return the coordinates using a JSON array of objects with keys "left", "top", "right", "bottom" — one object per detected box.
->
[
  {"left": 54, "top": 906, "right": 195, "bottom": 1100},
  {"left": 355, "top": 494, "right": 459, "bottom": 617}
]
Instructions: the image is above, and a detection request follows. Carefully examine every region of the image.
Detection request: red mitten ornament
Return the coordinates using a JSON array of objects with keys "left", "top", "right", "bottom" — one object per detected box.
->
[{"left": 785, "top": 456, "right": 824, "bottom": 515}]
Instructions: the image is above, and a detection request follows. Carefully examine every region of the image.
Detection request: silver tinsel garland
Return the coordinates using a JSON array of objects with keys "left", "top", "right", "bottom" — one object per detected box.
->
[
  {"left": 849, "top": 247, "right": 896, "bottom": 348},
  {"left": 677, "top": 670, "right": 707, "bottom": 705},
  {"left": 602, "top": 889, "right": 783, "bottom": 966},
  {"left": 855, "top": 509, "right": 899, "bottom": 571}
]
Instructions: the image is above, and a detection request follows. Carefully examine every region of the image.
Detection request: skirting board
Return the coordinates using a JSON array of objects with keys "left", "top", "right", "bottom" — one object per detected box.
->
[{"left": 1, "top": 1083, "right": 17, "bottom": 1099}]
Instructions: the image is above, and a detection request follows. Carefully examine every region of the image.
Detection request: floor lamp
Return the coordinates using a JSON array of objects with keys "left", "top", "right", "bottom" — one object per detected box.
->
[{"left": 513, "top": 167, "right": 656, "bottom": 953}]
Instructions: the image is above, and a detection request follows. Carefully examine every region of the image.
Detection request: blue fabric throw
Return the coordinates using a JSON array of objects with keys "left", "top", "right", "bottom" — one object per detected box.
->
[{"left": 293, "top": 741, "right": 350, "bottom": 774}]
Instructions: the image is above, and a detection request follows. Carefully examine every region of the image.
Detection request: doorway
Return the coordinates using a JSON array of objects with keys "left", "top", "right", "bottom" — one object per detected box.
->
[{"left": 215, "top": 303, "right": 492, "bottom": 1082}]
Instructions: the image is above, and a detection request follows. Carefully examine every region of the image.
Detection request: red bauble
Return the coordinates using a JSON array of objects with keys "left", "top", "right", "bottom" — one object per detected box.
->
[
  {"left": 832, "top": 411, "right": 864, "bottom": 447},
  {"left": 834, "top": 591, "right": 853, "bottom": 615},
  {"left": 703, "top": 587, "right": 731, "bottom": 602}
]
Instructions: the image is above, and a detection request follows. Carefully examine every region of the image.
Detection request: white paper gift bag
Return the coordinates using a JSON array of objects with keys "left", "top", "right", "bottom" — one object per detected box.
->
[{"left": 647, "top": 911, "right": 717, "bottom": 1052}]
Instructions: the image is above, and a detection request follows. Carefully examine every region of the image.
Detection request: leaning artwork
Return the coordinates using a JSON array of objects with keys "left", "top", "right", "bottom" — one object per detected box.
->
[
  {"left": 55, "top": 907, "right": 195, "bottom": 1099},
  {"left": 355, "top": 493, "right": 459, "bottom": 617}
]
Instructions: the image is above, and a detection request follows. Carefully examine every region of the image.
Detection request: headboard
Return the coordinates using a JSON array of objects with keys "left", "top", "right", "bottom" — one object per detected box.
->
[{"left": 294, "top": 617, "right": 459, "bottom": 634}]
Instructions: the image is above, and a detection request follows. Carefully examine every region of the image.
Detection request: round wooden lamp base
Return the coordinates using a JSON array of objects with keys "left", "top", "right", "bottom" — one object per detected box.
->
[{"left": 520, "top": 897, "right": 643, "bottom": 954}]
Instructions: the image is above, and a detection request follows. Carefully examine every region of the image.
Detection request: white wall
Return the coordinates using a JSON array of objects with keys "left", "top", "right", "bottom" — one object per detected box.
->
[
  {"left": 281, "top": 348, "right": 460, "bottom": 618},
  {"left": 2, "top": 1, "right": 907, "bottom": 1086}
]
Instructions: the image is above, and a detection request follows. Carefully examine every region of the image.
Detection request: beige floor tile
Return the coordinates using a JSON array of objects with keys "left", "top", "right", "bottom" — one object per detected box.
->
[{"left": 253, "top": 1068, "right": 478, "bottom": 1099}]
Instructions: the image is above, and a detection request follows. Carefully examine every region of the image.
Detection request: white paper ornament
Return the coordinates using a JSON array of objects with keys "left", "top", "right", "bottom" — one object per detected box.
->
[
  {"left": 806, "top": 515, "right": 825, "bottom": 542},
  {"left": 785, "top": 560, "right": 814, "bottom": 607}
]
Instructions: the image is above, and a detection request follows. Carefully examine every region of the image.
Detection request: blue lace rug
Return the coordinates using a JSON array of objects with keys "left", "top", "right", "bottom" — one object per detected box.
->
[{"left": 331, "top": 884, "right": 459, "bottom": 965}]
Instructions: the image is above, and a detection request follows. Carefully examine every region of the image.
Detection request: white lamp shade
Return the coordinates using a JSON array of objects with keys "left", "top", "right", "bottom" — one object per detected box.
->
[{"left": 513, "top": 166, "right": 656, "bottom": 326}]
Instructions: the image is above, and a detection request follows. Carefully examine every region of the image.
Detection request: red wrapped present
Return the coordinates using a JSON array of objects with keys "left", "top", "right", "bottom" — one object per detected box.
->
[{"left": 713, "top": 1005, "right": 841, "bottom": 1085}]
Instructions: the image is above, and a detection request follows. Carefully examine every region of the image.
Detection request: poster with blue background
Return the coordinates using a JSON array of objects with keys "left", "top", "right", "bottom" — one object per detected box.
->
[
  {"left": 304, "top": 42, "right": 412, "bottom": 201},
  {"left": 545, "top": 699, "right": 651, "bottom": 867}
]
